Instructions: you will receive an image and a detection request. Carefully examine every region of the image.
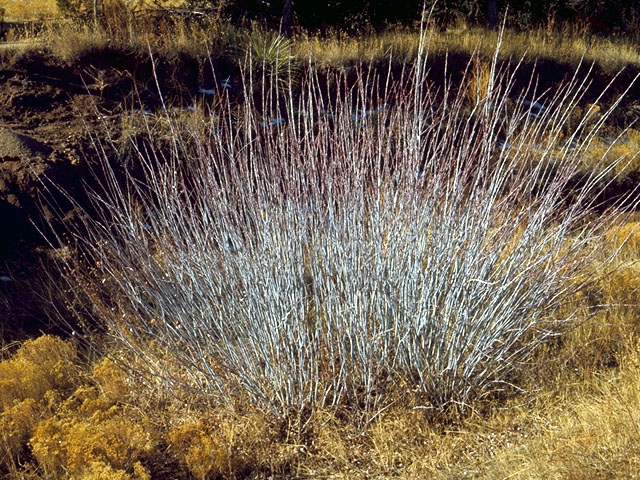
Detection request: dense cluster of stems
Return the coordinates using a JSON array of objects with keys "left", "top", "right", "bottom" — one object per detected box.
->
[{"left": 50, "top": 34, "right": 637, "bottom": 427}]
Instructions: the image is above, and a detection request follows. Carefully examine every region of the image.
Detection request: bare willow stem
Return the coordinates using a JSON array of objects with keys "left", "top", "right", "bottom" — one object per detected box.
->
[{"left": 50, "top": 33, "right": 638, "bottom": 426}]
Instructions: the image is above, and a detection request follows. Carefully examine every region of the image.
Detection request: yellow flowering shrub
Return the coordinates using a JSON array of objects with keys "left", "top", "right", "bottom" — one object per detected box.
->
[
  {"left": 0, "top": 398, "right": 37, "bottom": 466},
  {"left": 30, "top": 384, "right": 154, "bottom": 478},
  {"left": 0, "top": 336, "right": 79, "bottom": 472},
  {"left": 0, "top": 335, "right": 77, "bottom": 409},
  {"left": 167, "top": 412, "right": 272, "bottom": 480},
  {"left": 91, "top": 357, "right": 131, "bottom": 403},
  {"left": 71, "top": 460, "right": 150, "bottom": 480},
  {"left": 168, "top": 421, "right": 225, "bottom": 480}
]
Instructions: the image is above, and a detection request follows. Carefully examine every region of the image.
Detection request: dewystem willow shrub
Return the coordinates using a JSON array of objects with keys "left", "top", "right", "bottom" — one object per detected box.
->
[{"left": 48, "top": 32, "right": 639, "bottom": 429}]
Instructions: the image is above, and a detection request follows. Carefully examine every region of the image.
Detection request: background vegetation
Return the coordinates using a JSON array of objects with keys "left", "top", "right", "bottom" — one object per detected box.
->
[
  {"left": 50, "top": 0, "right": 640, "bottom": 37},
  {"left": 1, "top": 1, "right": 640, "bottom": 479}
]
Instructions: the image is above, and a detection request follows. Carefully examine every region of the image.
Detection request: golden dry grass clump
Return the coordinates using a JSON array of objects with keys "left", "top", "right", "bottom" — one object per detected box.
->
[
  {"left": 467, "top": 57, "right": 494, "bottom": 107},
  {"left": 448, "top": 337, "right": 640, "bottom": 479},
  {"left": 578, "top": 128, "right": 640, "bottom": 177}
]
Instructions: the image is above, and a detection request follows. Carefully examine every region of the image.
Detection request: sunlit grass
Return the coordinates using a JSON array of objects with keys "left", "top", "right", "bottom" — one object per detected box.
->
[
  {"left": 3, "top": 5, "right": 640, "bottom": 76},
  {"left": 296, "top": 26, "right": 640, "bottom": 72},
  {"left": 1, "top": 0, "right": 58, "bottom": 22}
]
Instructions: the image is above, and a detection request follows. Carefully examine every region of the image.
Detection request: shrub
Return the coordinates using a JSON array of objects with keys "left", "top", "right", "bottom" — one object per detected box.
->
[
  {"left": 0, "top": 336, "right": 78, "bottom": 473},
  {"left": 91, "top": 357, "right": 132, "bottom": 403},
  {"left": 30, "top": 381, "right": 153, "bottom": 478},
  {"left": 0, "top": 398, "right": 38, "bottom": 469},
  {"left": 50, "top": 31, "right": 638, "bottom": 429},
  {"left": 72, "top": 460, "right": 150, "bottom": 480},
  {"left": 0, "top": 335, "right": 77, "bottom": 410},
  {"left": 167, "top": 413, "right": 270, "bottom": 480},
  {"left": 248, "top": 29, "right": 297, "bottom": 72}
]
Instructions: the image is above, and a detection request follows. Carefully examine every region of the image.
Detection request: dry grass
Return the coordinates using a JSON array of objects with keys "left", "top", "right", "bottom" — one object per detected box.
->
[
  {"left": 296, "top": 26, "right": 640, "bottom": 72},
  {"left": 579, "top": 128, "right": 640, "bottom": 178},
  {"left": 0, "top": 0, "right": 188, "bottom": 22},
  {"left": 443, "top": 341, "right": 640, "bottom": 479},
  {"left": 2, "top": 6, "right": 640, "bottom": 480},
  {"left": 3, "top": 4, "right": 640, "bottom": 77},
  {"left": 0, "top": 335, "right": 78, "bottom": 411},
  {"left": 5, "top": 13, "right": 241, "bottom": 65},
  {"left": 1, "top": 0, "right": 58, "bottom": 22}
]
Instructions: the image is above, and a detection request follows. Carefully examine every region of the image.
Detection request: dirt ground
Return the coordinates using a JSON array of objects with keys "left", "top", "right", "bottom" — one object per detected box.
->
[
  {"left": 0, "top": 47, "right": 201, "bottom": 338},
  {"left": 0, "top": 59, "right": 86, "bottom": 334}
]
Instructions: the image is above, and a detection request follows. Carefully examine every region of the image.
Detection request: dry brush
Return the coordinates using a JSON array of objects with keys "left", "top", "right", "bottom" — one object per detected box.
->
[{"left": 47, "top": 35, "right": 639, "bottom": 429}]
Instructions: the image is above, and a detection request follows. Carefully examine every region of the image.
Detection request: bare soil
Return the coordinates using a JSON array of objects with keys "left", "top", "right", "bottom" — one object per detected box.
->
[{"left": 0, "top": 48, "right": 200, "bottom": 338}]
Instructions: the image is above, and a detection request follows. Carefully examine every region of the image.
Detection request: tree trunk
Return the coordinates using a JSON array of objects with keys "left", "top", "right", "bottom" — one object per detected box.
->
[
  {"left": 487, "top": 0, "right": 497, "bottom": 30},
  {"left": 280, "top": 0, "right": 294, "bottom": 37}
]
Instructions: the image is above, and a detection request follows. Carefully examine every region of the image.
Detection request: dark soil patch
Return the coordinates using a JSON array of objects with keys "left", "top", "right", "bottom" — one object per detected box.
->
[{"left": 0, "top": 47, "right": 202, "bottom": 340}]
